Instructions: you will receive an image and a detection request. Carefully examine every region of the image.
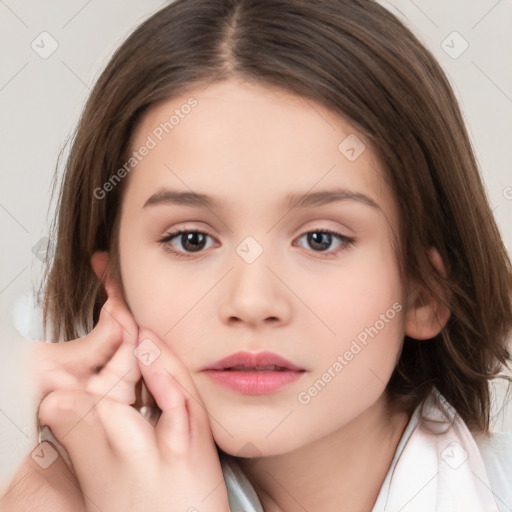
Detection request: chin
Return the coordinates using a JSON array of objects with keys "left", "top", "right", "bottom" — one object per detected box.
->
[{"left": 213, "top": 429, "right": 301, "bottom": 460}]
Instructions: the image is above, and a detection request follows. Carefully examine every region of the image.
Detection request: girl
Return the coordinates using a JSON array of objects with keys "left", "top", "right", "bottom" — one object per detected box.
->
[{"left": 2, "top": 0, "right": 511, "bottom": 510}]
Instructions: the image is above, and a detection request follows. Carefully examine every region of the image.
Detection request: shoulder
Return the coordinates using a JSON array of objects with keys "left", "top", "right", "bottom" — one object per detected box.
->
[{"left": 474, "top": 430, "right": 512, "bottom": 512}]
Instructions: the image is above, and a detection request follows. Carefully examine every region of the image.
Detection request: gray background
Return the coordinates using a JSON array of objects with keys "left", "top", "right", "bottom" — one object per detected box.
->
[{"left": 1, "top": 0, "right": 511, "bottom": 487}]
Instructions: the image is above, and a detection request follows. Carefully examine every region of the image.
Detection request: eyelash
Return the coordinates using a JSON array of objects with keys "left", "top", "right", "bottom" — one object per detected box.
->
[{"left": 157, "top": 228, "right": 355, "bottom": 259}]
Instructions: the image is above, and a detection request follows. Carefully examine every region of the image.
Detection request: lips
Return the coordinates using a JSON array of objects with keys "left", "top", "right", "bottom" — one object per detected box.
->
[
  {"left": 201, "top": 350, "right": 305, "bottom": 372},
  {"left": 201, "top": 350, "right": 306, "bottom": 395}
]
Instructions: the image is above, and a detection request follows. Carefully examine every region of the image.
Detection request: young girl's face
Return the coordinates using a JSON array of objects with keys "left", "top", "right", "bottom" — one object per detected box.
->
[{"left": 115, "top": 78, "right": 407, "bottom": 456}]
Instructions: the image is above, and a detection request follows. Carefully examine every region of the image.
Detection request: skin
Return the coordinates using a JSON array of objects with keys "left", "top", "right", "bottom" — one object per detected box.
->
[
  {"left": 1, "top": 272, "right": 231, "bottom": 512},
  {"left": 92, "top": 78, "right": 449, "bottom": 511},
  {"left": 0, "top": 277, "right": 140, "bottom": 511}
]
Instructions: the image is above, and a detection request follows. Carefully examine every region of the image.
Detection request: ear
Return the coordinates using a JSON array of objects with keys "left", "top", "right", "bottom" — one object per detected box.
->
[
  {"left": 91, "top": 251, "right": 109, "bottom": 282},
  {"left": 404, "top": 248, "right": 451, "bottom": 340}
]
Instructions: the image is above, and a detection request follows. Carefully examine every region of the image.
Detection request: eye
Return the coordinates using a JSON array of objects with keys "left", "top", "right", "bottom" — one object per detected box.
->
[
  {"left": 294, "top": 229, "right": 354, "bottom": 257},
  {"left": 157, "top": 230, "right": 216, "bottom": 257},
  {"left": 157, "top": 228, "right": 354, "bottom": 258}
]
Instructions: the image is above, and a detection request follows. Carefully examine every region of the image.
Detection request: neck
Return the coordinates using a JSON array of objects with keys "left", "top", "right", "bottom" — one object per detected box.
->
[{"left": 237, "top": 392, "right": 410, "bottom": 512}]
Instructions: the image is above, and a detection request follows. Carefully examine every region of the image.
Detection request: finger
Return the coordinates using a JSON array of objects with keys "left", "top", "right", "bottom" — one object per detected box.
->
[
  {"left": 87, "top": 358, "right": 141, "bottom": 404},
  {"left": 62, "top": 300, "right": 135, "bottom": 377},
  {"left": 65, "top": 276, "right": 140, "bottom": 402},
  {"left": 38, "top": 390, "right": 112, "bottom": 485},
  {"left": 87, "top": 275, "right": 141, "bottom": 401},
  {"left": 86, "top": 309, "right": 141, "bottom": 403},
  {"left": 38, "top": 390, "right": 154, "bottom": 493},
  {"left": 70, "top": 269, "right": 135, "bottom": 369},
  {"left": 137, "top": 328, "right": 209, "bottom": 453},
  {"left": 91, "top": 272, "right": 139, "bottom": 368},
  {"left": 141, "top": 362, "right": 191, "bottom": 455},
  {"left": 56, "top": 327, "right": 119, "bottom": 381},
  {"left": 63, "top": 306, "right": 135, "bottom": 384},
  {"left": 94, "top": 395, "right": 155, "bottom": 455},
  {"left": 136, "top": 328, "right": 202, "bottom": 408}
]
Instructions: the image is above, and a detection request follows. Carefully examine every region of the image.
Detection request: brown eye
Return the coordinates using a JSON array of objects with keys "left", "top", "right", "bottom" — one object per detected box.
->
[
  {"left": 176, "top": 231, "right": 207, "bottom": 252},
  {"left": 157, "top": 230, "right": 215, "bottom": 257},
  {"left": 295, "top": 229, "right": 354, "bottom": 256}
]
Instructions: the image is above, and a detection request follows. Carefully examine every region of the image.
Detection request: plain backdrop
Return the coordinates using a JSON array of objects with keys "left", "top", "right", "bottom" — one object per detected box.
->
[{"left": 1, "top": 0, "right": 511, "bottom": 487}]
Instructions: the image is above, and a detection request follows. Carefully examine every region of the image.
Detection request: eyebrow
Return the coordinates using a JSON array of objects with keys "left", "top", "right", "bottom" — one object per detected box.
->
[{"left": 142, "top": 187, "right": 380, "bottom": 211}]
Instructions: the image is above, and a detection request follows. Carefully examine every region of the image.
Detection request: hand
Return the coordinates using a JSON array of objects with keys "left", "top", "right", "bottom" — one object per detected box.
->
[
  {"left": 28, "top": 275, "right": 141, "bottom": 406},
  {"left": 1, "top": 276, "right": 145, "bottom": 512},
  {"left": 38, "top": 327, "right": 231, "bottom": 512}
]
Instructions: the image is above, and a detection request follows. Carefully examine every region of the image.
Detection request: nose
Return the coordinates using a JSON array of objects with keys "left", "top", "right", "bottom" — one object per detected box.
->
[{"left": 218, "top": 243, "right": 292, "bottom": 329}]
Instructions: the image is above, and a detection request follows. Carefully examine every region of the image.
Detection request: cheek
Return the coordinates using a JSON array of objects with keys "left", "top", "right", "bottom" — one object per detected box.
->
[
  {"left": 334, "top": 245, "right": 404, "bottom": 380},
  {"left": 300, "top": 294, "right": 404, "bottom": 411},
  {"left": 119, "top": 241, "right": 211, "bottom": 360},
  {"left": 118, "top": 236, "right": 177, "bottom": 334},
  {"left": 284, "top": 242, "right": 404, "bottom": 436},
  {"left": 300, "top": 236, "right": 404, "bottom": 359},
  {"left": 212, "top": 247, "right": 405, "bottom": 456}
]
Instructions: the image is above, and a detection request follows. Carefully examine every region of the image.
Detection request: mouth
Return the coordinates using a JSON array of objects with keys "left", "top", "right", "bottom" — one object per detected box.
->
[
  {"left": 217, "top": 365, "right": 295, "bottom": 371},
  {"left": 201, "top": 351, "right": 306, "bottom": 395},
  {"left": 201, "top": 350, "right": 305, "bottom": 372}
]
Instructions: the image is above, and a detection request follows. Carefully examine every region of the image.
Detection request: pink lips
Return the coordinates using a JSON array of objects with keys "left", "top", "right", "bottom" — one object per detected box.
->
[
  {"left": 201, "top": 351, "right": 306, "bottom": 395},
  {"left": 202, "top": 350, "right": 305, "bottom": 372}
]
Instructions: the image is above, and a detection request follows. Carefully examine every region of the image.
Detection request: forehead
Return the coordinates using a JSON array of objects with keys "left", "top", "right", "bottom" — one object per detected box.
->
[{"left": 123, "top": 78, "right": 396, "bottom": 221}]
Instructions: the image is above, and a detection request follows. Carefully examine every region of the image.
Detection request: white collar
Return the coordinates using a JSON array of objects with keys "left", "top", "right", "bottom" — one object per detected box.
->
[
  {"left": 372, "top": 387, "right": 500, "bottom": 511},
  {"left": 223, "top": 387, "right": 501, "bottom": 511}
]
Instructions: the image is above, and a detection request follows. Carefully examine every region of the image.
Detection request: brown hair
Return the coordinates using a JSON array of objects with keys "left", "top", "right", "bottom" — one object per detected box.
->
[{"left": 39, "top": 0, "right": 512, "bottom": 433}]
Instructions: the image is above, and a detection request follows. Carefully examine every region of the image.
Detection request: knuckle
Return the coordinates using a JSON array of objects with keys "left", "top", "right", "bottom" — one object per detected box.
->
[
  {"left": 106, "top": 386, "right": 135, "bottom": 405},
  {"left": 39, "top": 391, "right": 94, "bottom": 424},
  {"left": 40, "top": 391, "right": 72, "bottom": 415}
]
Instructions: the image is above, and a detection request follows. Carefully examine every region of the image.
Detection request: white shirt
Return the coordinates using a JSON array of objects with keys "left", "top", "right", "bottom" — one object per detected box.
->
[{"left": 220, "top": 388, "right": 512, "bottom": 512}]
